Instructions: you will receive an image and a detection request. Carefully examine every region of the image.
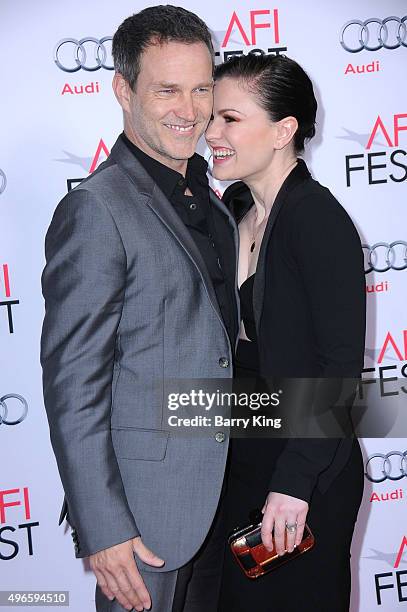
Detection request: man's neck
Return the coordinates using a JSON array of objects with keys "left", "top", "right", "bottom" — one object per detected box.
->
[{"left": 123, "top": 129, "right": 188, "bottom": 176}]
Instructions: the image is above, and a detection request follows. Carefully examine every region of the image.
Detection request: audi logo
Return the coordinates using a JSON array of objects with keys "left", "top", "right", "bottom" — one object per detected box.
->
[
  {"left": 362, "top": 241, "right": 407, "bottom": 273},
  {"left": 341, "top": 16, "right": 407, "bottom": 53},
  {"left": 0, "top": 169, "right": 6, "bottom": 195},
  {"left": 365, "top": 451, "right": 407, "bottom": 482},
  {"left": 54, "top": 37, "right": 113, "bottom": 72},
  {"left": 0, "top": 394, "right": 28, "bottom": 426}
]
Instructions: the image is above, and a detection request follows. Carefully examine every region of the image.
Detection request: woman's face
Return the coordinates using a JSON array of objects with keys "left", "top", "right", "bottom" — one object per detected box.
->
[{"left": 205, "top": 77, "right": 279, "bottom": 183}]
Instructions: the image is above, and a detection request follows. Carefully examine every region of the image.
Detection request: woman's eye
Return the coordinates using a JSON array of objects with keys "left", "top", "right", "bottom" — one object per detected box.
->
[{"left": 224, "top": 115, "right": 236, "bottom": 123}]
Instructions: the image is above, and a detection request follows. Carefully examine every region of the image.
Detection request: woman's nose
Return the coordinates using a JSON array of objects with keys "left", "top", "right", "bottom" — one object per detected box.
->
[{"left": 205, "top": 117, "right": 221, "bottom": 142}]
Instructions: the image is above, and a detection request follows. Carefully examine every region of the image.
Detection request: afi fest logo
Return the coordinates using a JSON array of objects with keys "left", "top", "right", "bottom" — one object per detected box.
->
[
  {"left": 341, "top": 112, "right": 407, "bottom": 187},
  {"left": 214, "top": 8, "right": 286, "bottom": 63},
  {"left": 0, "top": 264, "right": 19, "bottom": 334},
  {"left": 55, "top": 138, "right": 110, "bottom": 192},
  {"left": 0, "top": 487, "right": 39, "bottom": 561},
  {"left": 373, "top": 535, "right": 407, "bottom": 606},
  {"left": 362, "top": 330, "right": 407, "bottom": 397}
]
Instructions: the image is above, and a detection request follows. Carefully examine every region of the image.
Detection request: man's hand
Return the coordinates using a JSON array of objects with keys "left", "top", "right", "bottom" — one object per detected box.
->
[
  {"left": 89, "top": 536, "right": 165, "bottom": 611},
  {"left": 261, "top": 492, "right": 309, "bottom": 556}
]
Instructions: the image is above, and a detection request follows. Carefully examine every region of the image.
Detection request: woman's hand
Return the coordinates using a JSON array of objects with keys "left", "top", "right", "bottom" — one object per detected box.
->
[{"left": 261, "top": 492, "right": 309, "bottom": 556}]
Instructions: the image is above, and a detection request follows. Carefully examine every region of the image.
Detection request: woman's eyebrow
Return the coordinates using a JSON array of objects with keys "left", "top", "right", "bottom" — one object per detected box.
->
[{"left": 217, "top": 108, "right": 246, "bottom": 115}]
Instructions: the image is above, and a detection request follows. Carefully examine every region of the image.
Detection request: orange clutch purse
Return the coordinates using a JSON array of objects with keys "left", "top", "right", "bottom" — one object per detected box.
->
[{"left": 228, "top": 510, "right": 315, "bottom": 579}]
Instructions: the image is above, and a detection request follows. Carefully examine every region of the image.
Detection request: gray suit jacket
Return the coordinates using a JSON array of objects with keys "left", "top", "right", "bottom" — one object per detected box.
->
[{"left": 41, "top": 136, "right": 239, "bottom": 571}]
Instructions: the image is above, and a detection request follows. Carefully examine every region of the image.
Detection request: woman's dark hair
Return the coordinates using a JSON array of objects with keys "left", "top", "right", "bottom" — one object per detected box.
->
[
  {"left": 214, "top": 54, "right": 317, "bottom": 154},
  {"left": 112, "top": 5, "right": 214, "bottom": 91}
]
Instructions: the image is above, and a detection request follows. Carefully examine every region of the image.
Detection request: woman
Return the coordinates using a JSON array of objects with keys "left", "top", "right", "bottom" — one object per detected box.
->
[{"left": 206, "top": 55, "right": 366, "bottom": 611}]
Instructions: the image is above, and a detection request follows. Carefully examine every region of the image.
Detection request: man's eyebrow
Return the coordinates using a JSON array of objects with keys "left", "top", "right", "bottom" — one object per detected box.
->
[
  {"left": 151, "top": 82, "right": 179, "bottom": 88},
  {"left": 151, "top": 81, "right": 214, "bottom": 88}
]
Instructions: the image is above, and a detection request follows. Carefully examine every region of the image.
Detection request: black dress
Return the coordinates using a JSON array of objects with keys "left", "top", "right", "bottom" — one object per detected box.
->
[{"left": 218, "top": 274, "right": 364, "bottom": 612}]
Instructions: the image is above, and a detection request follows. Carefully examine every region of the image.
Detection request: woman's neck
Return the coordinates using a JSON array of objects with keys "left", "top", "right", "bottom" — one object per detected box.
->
[{"left": 245, "top": 155, "right": 298, "bottom": 224}]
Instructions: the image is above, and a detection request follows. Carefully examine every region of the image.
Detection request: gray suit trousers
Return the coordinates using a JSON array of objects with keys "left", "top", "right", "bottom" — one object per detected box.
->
[
  {"left": 95, "top": 484, "right": 227, "bottom": 612},
  {"left": 95, "top": 571, "right": 178, "bottom": 612}
]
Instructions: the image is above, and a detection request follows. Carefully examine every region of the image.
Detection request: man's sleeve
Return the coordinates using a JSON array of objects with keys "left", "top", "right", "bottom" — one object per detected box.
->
[
  {"left": 41, "top": 188, "right": 139, "bottom": 557},
  {"left": 268, "top": 193, "right": 366, "bottom": 503}
]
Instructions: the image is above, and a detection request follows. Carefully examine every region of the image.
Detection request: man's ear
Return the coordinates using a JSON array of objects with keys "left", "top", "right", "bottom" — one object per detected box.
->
[
  {"left": 112, "top": 73, "right": 132, "bottom": 113},
  {"left": 274, "top": 116, "right": 298, "bottom": 150}
]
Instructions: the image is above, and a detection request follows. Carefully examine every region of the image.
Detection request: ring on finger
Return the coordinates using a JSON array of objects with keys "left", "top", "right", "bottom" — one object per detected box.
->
[{"left": 285, "top": 521, "right": 298, "bottom": 534}]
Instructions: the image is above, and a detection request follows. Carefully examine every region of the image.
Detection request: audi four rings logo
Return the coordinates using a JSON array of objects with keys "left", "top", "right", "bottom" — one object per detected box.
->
[
  {"left": 341, "top": 16, "right": 407, "bottom": 52},
  {"left": 0, "top": 394, "right": 28, "bottom": 425},
  {"left": 54, "top": 37, "right": 113, "bottom": 72},
  {"left": 0, "top": 169, "right": 6, "bottom": 195},
  {"left": 365, "top": 452, "right": 407, "bottom": 482},
  {"left": 362, "top": 242, "right": 407, "bottom": 273}
]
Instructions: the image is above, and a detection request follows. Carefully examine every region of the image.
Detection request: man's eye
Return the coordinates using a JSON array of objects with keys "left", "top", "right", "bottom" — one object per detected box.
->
[
  {"left": 195, "top": 87, "right": 210, "bottom": 93},
  {"left": 159, "top": 89, "right": 175, "bottom": 94}
]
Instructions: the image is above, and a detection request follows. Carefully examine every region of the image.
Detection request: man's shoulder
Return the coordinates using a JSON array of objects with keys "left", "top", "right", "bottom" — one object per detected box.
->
[
  {"left": 70, "top": 155, "right": 119, "bottom": 194},
  {"left": 52, "top": 154, "right": 127, "bottom": 226},
  {"left": 66, "top": 154, "right": 138, "bottom": 211}
]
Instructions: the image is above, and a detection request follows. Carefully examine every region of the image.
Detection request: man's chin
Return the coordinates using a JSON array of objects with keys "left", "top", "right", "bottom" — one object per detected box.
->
[{"left": 163, "top": 143, "right": 199, "bottom": 161}]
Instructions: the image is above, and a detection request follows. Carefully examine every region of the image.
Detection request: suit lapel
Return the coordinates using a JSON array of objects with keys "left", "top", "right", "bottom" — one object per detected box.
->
[
  {"left": 253, "top": 160, "right": 311, "bottom": 335},
  {"left": 252, "top": 195, "right": 284, "bottom": 336},
  {"left": 148, "top": 184, "right": 223, "bottom": 322},
  {"left": 209, "top": 190, "right": 240, "bottom": 348},
  {"left": 110, "top": 137, "right": 232, "bottom": 332}
]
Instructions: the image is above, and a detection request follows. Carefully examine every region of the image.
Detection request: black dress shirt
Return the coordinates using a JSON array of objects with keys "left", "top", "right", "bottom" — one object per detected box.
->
[{"left": 121, "top": 133, "right": 236, "bottom": 344}]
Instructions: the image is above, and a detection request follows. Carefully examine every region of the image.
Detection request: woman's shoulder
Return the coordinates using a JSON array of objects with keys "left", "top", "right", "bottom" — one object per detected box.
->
[
  {"left": 220, "top": 171, "right": 356, "bottom": 235},
  {"left": 288, "top": 176, "right": 355, "bottom": 231},
  {"left": 284, "top": 180, "right": 363, "bottom": 258}
]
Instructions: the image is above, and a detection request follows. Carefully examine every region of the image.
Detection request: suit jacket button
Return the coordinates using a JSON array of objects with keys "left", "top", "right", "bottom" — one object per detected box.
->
[
  {"left": 219, "top": 357, "right": 229, "bottom": 368},
  {"left": 215, "top": 432, "right": 225, "bottom": 443}
]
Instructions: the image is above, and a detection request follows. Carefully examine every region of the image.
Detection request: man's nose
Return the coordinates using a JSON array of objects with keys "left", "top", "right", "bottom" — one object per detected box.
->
[{"left": 176, "top": 94, "right": 196, "bottom": 122}]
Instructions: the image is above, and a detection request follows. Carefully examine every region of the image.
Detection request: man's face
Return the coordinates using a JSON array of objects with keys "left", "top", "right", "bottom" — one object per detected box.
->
[{"left": 116, "top": 40, "right": 214, "bottom": 171}]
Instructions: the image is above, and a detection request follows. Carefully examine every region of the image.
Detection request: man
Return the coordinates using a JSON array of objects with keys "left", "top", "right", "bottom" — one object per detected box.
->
[{"left": 41, "top": 6, "right": 239, "bottom": 612}]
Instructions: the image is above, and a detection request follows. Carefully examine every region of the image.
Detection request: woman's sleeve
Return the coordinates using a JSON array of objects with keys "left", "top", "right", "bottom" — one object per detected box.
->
[{"left": 268, "top": 190, "right": 366, "bottom": 503}]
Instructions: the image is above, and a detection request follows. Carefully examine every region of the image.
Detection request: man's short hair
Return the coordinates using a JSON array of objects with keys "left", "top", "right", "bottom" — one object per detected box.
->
[{"left": 112, "top": 5, "right": 214, "bottom": 91}]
